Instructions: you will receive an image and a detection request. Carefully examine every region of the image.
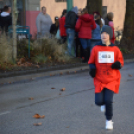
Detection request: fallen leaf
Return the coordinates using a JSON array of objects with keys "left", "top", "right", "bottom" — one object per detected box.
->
[
  {"left": 33, "top": 114, "right": 45, "bottom": 119},
  {"left": 50, "top": 74, "right": 52, "bottom": 76},
  {"left": 59, "top": 93, "right": 62, "bottom": 95},
  {"left": 60, "top": 72, "right": 63, "bottom": 75},
  {"left": 36, "top": 65, "right": 40, "bottom": 68},
  {"left": 74, "top": 71, "right": 77, "bottom": 73},
  {"left": 67, "top": 71, "right": 70, "bottom": 74},
  {"left": 51, "top": 87, "right": 55, "bottom": 89},
  {"left": 33, "top": 114, "right": 40, "bottom": 119},
  {"left": 128, "top": 74, "right": 132, "bottom": 77},
  {"left": 33, "top": 122, "right": 42, "bottom": 126},
  {"left": 29, "top": 97, "right": 34, "bottom": 100},
  {"left": 61, "top": 88, "right": 66, "bottom": 91},
  {"left": 66, "top": 126, "right": 70, "bottom": 128}
]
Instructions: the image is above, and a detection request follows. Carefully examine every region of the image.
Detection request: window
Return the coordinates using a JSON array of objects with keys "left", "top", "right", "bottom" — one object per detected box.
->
[
  {"left": 102, "top": 6, "right": 107, "bottom": 19},
  {"left": 55, "top": 0, "right": 66, "bottom": 2}
]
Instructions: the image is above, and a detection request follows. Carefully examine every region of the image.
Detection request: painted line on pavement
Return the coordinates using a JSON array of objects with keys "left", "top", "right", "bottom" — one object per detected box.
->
[{"left": 0, "top": 111, "right": 11, "bottom": 116}]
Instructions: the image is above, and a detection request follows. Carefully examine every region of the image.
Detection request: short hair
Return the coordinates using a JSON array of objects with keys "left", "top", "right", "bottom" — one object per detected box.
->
[
  {"left": 83, "top": 8, "right": 88, "bottom": 13},
  {"left": 42, "top": 6, "right": 46, "bottom": 11},
  {"left": 3, "top": 6, "right": 10, "bottom": 12}
]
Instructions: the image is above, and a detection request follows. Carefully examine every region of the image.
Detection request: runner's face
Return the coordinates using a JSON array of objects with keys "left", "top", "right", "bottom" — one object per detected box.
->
[{"left": 101, "top": 32, "right": 110, "bottom": 43}]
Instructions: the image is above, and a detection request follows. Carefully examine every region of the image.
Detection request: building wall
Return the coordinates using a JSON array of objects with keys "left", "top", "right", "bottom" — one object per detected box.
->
[
  {"left": 40, "top": 0, "right": 126, "bottom": 31},
  {"left": 40, "top": 0, "right": 87, "bottom": 22},
  {"left": 103, "top": 0, "right": 126, "bottom": 30},
  {"left": 26, "top": 0, "right": 40, "bottom": 36}
]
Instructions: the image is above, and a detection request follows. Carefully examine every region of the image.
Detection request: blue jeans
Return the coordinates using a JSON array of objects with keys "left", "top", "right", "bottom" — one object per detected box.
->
[
  {"left": 90, "top": 39, "right": 101, "bottom": 52},
  {"left": 95, "top": 88, "right": 114, "bottom": 120},
  {"left": 80, "top": 38, "right": 91, "bottom": 50},
  {"left": 66, "top": 28, "right": 75, "bottom": 57}
]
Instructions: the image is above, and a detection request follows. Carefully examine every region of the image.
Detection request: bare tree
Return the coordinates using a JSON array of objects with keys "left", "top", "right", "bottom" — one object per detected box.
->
[
  {"left": 120, "top": 0, "right": 134, "bottom": 50},
  {"left": 87, "top": 0, "right": 102, "bottom": 15},
  {"left": 12, "top": 0, "right": 18, "bottom": 61}
]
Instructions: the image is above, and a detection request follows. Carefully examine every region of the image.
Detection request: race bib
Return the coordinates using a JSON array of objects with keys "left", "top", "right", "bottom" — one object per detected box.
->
[{"left": 98, "top": 51, "right": 114, "bottom": 63}]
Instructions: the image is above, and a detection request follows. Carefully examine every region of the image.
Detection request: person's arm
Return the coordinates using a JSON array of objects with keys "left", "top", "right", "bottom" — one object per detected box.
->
[
  {"left": 50, "top": 24, "right": 55, "bottom": 34},
  {"left": 36, "top": 14, "right": 41, "bottom": 33},
  {"left": 111, "top": 48, "right": 124, "bottom": 69},
  {"left": 88, "top": 47, "right": 96, "bottom": 78},
  {"left": 91, "top": 18, "right": 96, "bottom": 30},
  {"left": 75, "top": 18, "right": 82, "bottom": 32}
]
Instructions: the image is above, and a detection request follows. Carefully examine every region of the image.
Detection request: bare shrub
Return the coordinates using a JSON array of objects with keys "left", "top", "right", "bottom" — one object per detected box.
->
[{"left": 0, "top": 34, "right": 13, "bottom": 63}]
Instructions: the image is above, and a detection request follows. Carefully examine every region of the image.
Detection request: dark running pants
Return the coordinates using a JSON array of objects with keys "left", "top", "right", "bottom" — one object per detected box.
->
[{"left": 95, "top": 88, "right": 114, "bottom": 120}]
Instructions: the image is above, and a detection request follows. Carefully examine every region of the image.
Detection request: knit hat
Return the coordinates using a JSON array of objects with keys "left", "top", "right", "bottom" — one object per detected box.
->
[{"left": 101, "top": 25, "right": 113, "bottom": 39}]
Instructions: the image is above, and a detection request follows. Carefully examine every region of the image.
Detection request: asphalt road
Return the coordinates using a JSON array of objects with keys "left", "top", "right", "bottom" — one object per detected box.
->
[{"left": 0, "top": 62, "right": 134, "bottom": 134}]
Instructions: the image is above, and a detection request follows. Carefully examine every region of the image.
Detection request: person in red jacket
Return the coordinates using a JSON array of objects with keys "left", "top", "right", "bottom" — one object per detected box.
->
[
  {"left": 75, "top": 8, "right": 96, "bottom": 63},
  {"left": 88, "top": 25, "right": 124, "bottom": 130},
  {"left": 59, "top": 9, "right": 67, "bottom": 43}
]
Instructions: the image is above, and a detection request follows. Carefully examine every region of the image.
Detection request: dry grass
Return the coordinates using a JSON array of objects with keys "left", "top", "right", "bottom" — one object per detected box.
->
[
  {"left": 31, "top": 37, "right": 70, "bottom": 63},
  {"left": 0, "top": 34, "right": 13, "bottom": 63}
]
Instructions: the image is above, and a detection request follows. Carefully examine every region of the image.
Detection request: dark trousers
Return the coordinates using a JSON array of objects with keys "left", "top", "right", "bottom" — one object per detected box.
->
[
  {"left": 75, "top": 37, "right": 83, "bottom": 57},
  {"left": 95, "top": 88, "right": 114, "bottom": 120}
]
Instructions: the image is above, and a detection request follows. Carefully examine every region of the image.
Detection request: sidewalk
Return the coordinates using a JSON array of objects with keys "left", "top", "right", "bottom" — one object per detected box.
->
[{"left": 0, "top": 58, "right": 134, "bottom": 85}]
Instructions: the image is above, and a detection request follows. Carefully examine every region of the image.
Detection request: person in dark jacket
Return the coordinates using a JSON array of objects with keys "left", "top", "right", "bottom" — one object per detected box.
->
[
  {"left": 104, "top": 12, "right": 115, "bottom": 43},
  {"left": 0, "top": 6, "right": 12, "bottom": 34},
  {"left": 65, "top": 6, "right": 78, "bottom": 57},
  {"left": 50, "top": 16, "right": 59, "bottom": 36},
  {"left": 75, "top": 8, "right": 96, "bottom": 63}
]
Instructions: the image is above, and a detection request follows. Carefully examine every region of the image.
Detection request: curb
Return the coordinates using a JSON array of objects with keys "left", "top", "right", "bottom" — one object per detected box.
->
[{"left": 0, "top": 58, "right": 134, "bottom": 85}]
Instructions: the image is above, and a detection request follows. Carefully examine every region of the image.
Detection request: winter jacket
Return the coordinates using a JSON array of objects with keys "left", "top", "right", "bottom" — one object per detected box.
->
[
  {"left": 88, "top": 42, "right": 124, "bottom": 94},
  {"left": 108, "top": 21, "right": 115, "bottom": 44},
  {"left": 91, "top": 24, "right": 101, "bottom": 40},
  {"left": 59, "top": 16, "right": 67, "bottom": 37},
  {"left": 50, "top": 23, "right": 58, "bottom": 35},
  {"left": 65, "top": 7, "right": 78, "bottom": 29},
  {"left": 0, "top": 12, "right": 12, "bottom": 33},
  {"left": 75, "top": 13, "right": 96, "bottom": 39},
  {"left": 36, "top": 12, "right": 52, "bottom": 37}
]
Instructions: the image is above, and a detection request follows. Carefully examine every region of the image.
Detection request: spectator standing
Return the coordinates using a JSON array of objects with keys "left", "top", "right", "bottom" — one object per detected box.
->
[
  {"left": 75, "top": 9, "right": 83, "bottom": 58},
  {"left": 59, "top": 9, "right": 67, "bottom": 43},
  {"left": 0, "top": 6, "right": 12, "bottom": 34},
  {"left": 75, "top": 8, "right": 96, "bottom": 63},
  {"left": 93, "top": 11, "right": 105, "bottom": 26},
  {"left": 65, "top": 6, "right": 78, "bottom": 57},
  {"left": 90, "top": 14, "right": 102, "bottom": 52},
  {"left": 36, "top": 6, "right": 52, "bottom": 38},
  {"left": 50, "top": 16, "right": 59, "bottom": 36},
  {"left": 105, "top": 12, "right": 115, "bottom": 43}
]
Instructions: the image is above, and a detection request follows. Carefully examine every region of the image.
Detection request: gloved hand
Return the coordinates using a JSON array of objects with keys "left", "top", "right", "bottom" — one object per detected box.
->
[
  {"left": 89, "top": 69, "right": 96, "bottom": 78},
  {"left": 111, "top": 61, "right": 121, "bottom": 69}
]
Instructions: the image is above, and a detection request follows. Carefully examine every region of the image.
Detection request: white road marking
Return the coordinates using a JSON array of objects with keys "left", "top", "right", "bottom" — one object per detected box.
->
[{"left": 0, "top": 111, "right": 11, "bottom": 116}]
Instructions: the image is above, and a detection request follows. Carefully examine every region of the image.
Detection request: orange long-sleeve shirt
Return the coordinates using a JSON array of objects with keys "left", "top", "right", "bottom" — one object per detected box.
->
[{"left": 88, "top": 43, "right": 124, "bottom": 93}]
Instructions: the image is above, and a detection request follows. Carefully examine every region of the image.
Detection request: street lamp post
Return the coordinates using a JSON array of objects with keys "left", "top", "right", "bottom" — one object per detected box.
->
[{"left": 67, "top": 0, "right": 73, "bottom": 11}]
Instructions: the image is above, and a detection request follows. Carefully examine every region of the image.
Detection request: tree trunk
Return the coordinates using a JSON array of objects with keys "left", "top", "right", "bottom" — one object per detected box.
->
[
  {"left": 12, "top": 0, "right": 17, "bottom": 61},
  {"left": 120, "top": 0, "right": 134, "bottom": 50},
  {"left": 87, "top": 0, "right": 102, "bottom": 15}
]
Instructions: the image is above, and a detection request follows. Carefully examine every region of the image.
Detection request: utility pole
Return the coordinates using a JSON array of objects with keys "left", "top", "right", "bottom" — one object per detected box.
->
[
  {"left": 12, "top": 0, "right": 18, "bottom": 61},
  {"left": 67, "top": 0, "right": 73, "bottom": 11}
]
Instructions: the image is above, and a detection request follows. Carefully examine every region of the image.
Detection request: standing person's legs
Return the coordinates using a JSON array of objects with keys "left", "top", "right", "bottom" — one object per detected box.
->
[
  {"left": 75, "top": 37, "right": 79, "bottom": 57},
  {"left": 66, "top": 28, "right": 75, "bottom": 57},
  {"left": 90, "top": 39, "right": 101, "bottom": 53},
  {"left": 87, "top": 39, "right": 91, "bottom": 60},
  {"left": 80, "top": 38, "right": 88, "bottom": 62}
]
